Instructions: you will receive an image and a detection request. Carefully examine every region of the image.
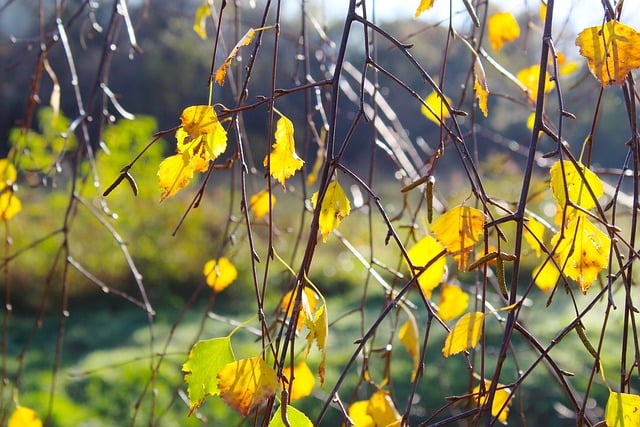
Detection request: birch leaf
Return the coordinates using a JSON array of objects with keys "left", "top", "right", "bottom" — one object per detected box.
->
[
  {"left": 576, "top": 20, "right": 640, "bottom": 86},
  {"left": 217, "top": 357, "right": 279, "bottom": 416},
  {"left": 414, "top": 0, "right": 436, "bottom": 18},
  {"left": 8, "top": 406, "right": 42, "bottom": 427},
  {"left": 473, "top": 381, "right": 512, "bottom": 424},
  {"left": 158, "top": 153, "right": 194, "bottom": 201},
  {"left": 488, "top": 12, "right": 520, "bottom": 52},
  {"left": 605, "top": 391, "right": 640, "bottom": 427},
  {"left": 550, "top": 160, "right": 603, "bottom": 210},
  {"left": 406, "top": 235, "right": 447, "bottom": 298},
  {"left": 193, "top": 1, "right": 210, "bottom": 40},
  {"left": 431, "top": 205, "right": 485, "bottom": 270},
  {"left": 437, "top": 283, "right": 469, "bottom": 322},
  {"left": 0, "top": 192, "right": 22, "bottom": 221},
  {"left": 347, "top": 401, "right": 375, "bottom": 427},
  {"left": 368, "top": 391, "right": 401, "bottom": 427},
  {"left": 399, "top": 313, "right": 420, "bottom": 380},
  {"left": 250, "top": 190, "right": 275, "bottom": 220},
  {"left": 282, "top": 287, "right": 318, "bottom": 330},
  {"left": 311, "top": 180, "right": 350, "bottom": 243},
  {"left": 533, "top": 257, "right": 561, "bottom": 292},
  {"left": 268, "top": 405, "right": 313, "bottom": 427},
  {"left": 265, "top": 115, "right": 305, "bottom": 188},
  {"left": 281, "top": 361, "right": 315, "bottom": 401},
  {"left": 216, "top": 27, "right": 272, "bottom": 86},
  {"left": 517, "top": 65, "right": 554, "bottom": 101},
  {"left": 524, "top": 217, "right": 545, "bottom": 258},
  {"left": 442, "top": 312, "right": 484, "bottom": 357},
  {"left": 203, "top": 257, "right": 238, "bottom": 293},
  {"left": 473, "top": 57, "right": 489, "bottom": 117},
  {"left": 305, "top": 303, "right": 328, "bottom": 385},
  {"left": 421, "top": 91, "right": 451, "bottom": 125},
  {"left": 0, "top": 158, "right": 17, "bottom": 189}
]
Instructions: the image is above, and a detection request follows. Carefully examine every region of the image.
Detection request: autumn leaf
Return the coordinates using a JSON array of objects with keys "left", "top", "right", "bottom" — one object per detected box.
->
[
  {"left": 158, "top": 153, "right": 194, "bottom": 201},
  {"left": 367, "top": 391, "right": 401, "bottom": 427},
  {"left": 399, "top": 313, "right": 420, "bottom": 379},
  {"left": 550, "top": 160, "right": 603, "bottom": 211},
  {"left": 250, "top": 190, "right": 275, "bottom": 220},
  {"left": 182, "top": 337, "right": 235, "bottom": 415},
  {"left": 605, "top": 391, "right": 640, "bottom": 427},
  {"left": 311, "top": 180, "right": 350, "bottom": 243},
  {"left": 473, "top": 57, "right": 489, "bottom": 117},
  {"left": 268, "top": 405, "right": 313, "bottom": 427},
  {"left": 524, "top": 217, "right": 545, "bottom": 258},
  {"left": 473, "top": 381, "right": 512, "bottom": 424},
  {"left": 431, "top": 205, "right": 485, "bottom": 270},
  {"left": 406, "top": 235, "right": 447, "bottom": 297},
  {"left": 264, "top": 115, "right": 305, "bottom": 188},
  {"left": 216, "top": 26, "right": 272, "bottom": 86},
  {"left": 421, "top": 91, "right": 451, "bottom": 125},
  {"left": 347, "top": 400, "right": 375, "bottom": 427},
  {"left": 193, "top": 1, "right": 210, "bottom": 40},
  {"left": 0, "top": 158, "right": 17, "bottom": 188},
  {"left": 533, "top": 257, "right": 561, "bottom": 293},
  {"left": 281, "top": 287, "right": 318, "bottom": 330},
  {"left": 488, "top": 12, "right": 520, "bottom": 52},
  {"left": 414, "top": 0, "right": 436, "bottom": 18},
  {"left": 0, "top": 192, "right": 21, "bottom": 221},
  {"left": 437, "top": 283, "right": 469, "bottom": 322},
  {"left": 203, "top": 257, "right": 238, "bottom": 293},
  {"left": 217, "top": 357, "right": 279, "bottom": 416},
  {"left": 305, "top": 303, "right": 328, "bottom": 385},
  {"left": 576, "top": 20, "right": 640, "bottom": 86},
  {"left": 517, "top": 64, "right": 554, "bottom": 101},
  {"left": 281, "top": 361, "right": 315, "bottom": 401},
  {"left": 442, "top": 312, "right": 484, "bottom": 357},
  {"left": 8, "top": 406, "right": 42, "bottom": 427}
]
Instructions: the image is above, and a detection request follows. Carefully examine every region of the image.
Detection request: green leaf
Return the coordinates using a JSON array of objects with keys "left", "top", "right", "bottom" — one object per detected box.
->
[
  {"left": 182, "top": 337, "right": 235, "bottom": 415},
  {"left": 268, "top": 405, "right": 313, "bottom": 427}
]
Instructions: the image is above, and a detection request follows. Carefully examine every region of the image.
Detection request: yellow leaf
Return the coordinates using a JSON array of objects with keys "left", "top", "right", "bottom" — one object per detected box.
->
[
  {"left": 193, "top": 1, "right": 210, "bottom": 40},
  {"left": 8, "top": 406, "right": 42, "bottom": 427},
  {"left": 399, "top": 313, "right": 420, "bottom": 380},
  {"left": 576, "top": 20, "right": 640, "bottom": 86},
  {"left": 524, "top": 217, "right": 545, "bottom": 257},
  {"left": 605, "top": 391, "right": 640, "bottom": 427},
  {"left": 550, "top": 215, "right": 610, "bottom": 294},
  {"left": 473, "top": 57, "right": 489, "bottom": 117},
  {"left": 347, "top": 400, "right": 375, "bottom": 427},
  {"left": 421, "top": 91, "right": 451, "bottom": 125},
  {"left": 437, "top": 283, "right": 469, "bottom": 322},
  {"left": 0, "top": 158, "right": 17, "bottom": 190},
  {"left": 203, "top": 257, "right": 238, "bottom": 293},
  {"left": 311, "top": 180, "right": 350, "bottom": 243},
  {"left": 264, "top": 115, "right": 305, "bottom": 188},
  {"left": 281, "top": 287, "right": 318, "bottom": 330},
  {"left": 281, "top": 361, "right": 315, "bottom": 401},
  {"left": 431, "top": 205, "right": 486, "bottom": 270},
  {"left": 178, "top": 106, "right": 228, "bottom": 163},
  {"left": 157, "top": 153, "right": 194, "bottom": 201},
  {"left": 472, "top": 381, "right": 512, "bottom": 424},
  {"left": 442, "top": 312, "right": 484, "bottom": 357},
  {"left": 517, "top": 64, "right": 554, "bottom": 101},
  {"left": 526, "top": 112, "right": 536, "bottom": 131},
  {"left": 215, "top": 27, "right": 272, "bottom": 86},
  {"left": 488, "top": 12, "right": 520, "bottom": 52},
  {"left": 250, "top": 190, "right": 275, "bottom": 220},
  {"left": 550, "top": 160, "right": 603, "bottom": 210},
  {"left": 367, "top": 391, "right": 401, "bottom": 427},
  {"left": 217, "top": 357, "right": 279, "bottom": 416},
  {"left": 414, "top": 0, "right": 436, "bottom": 18},
  {"left": 539, "top": 3, "right": 546, "bottom": 23},
  {"left": 181, "top": 105, "right": 220, "bottom": 139},
  {"left": 406, "top": 235, "right": 447, "bottom": 298},
  {"left": 0, "top": 191, "right": 22, "bottom": 221},
  {"left": 305, "top": 303, "right": 328, "bottom": 385},
  {"left": 533, "top": 257, "right": 561, "bottom": 292}
]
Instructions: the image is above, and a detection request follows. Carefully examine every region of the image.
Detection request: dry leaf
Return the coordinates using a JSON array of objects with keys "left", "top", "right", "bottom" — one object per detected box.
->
[{"left": 473, "top": 57, "right": 489, "bottom": 117}]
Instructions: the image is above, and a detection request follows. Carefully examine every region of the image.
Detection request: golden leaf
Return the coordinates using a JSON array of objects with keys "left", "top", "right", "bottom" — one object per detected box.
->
[
  {"left": 517, "top": 64, "right": 554, "bottom": 101},
  {"left": 431, "top": 205, "right": 485, "bottom": 270},
  {"left": 347, "top": 400, "right": 375, "bottom": 427},
  {"left": 533, "top": 257, "right": 561, "bottom": 293},
  {"left": 473, "top": 57, "right": 489, "bottom": 117},
  {"left": 215, "top": 26, "right": 272, "bottom": 86},
  {"left": 281, "top": 287, "right": 318, "bottom": 330},
  {"left": 193, "top": 1, "right": 210, "bottom": 40},
  {"left": 203, "top": 257, "right": 238, "bottom": 293},
  {"left": 264, "top": 115, "right": 305, "bottom": 188},
  {"left": 442, "top": 312, "right": 484, "bottom": 357},
  {"left": 406, "top": 235, "right": 447, "bottom": 298},
  {"left": 0, "top": 158, "right": 17, "bottom": 189},
  {"left": 0, "top": 191, "right": 21, "bottom": 221},
  {"left": 217, "top": 357, "right": 279, "bottom": 416},
  {"left": 399, "top": 313, "right": 420, "bottom": 379},
  {"left": 605, "top": 391, "right": 640, "bottom": 427},
  {"left": 421, "top": 91, "right": 451, "bottom": 125},
  {"left": 576, "top": 20, "right": 640, "bottom": 86},
  {"left": 473, "top": 381, "right": 512, "bottom": 424},
  {"left": 8, "top": 406, "right": 42, "bottom": 427},
  {"left": 524, "top": 217, "right": 545, "bottom": 258},
  {"left": 250, "top": 190, "right": 275, "bottom": 220},
  {"left": 157, "top": 153, "right": 194, "bottom": 201},
  {"left": 550, "top": 160, "right": 603, "bottom": 211},
  {"left": 367, "top": 391, "right": 401, "bottom": 427},
  {"left": 305, "top": 303, "right": 328, "bottom": 385},
  {"left": 437, "top": 283, "right": 469, "bottom": 322},
  {"left": 414, "top": 0, "right": 436, "bottom": 18},
  {"left": 488, "top": 12, "right": 520, "bottom": 52},
  {"left": 281, "top": 361, "right": 315, "bottom": 401},
  {"left": 311, "top": 180, "right": 350, "bottom": 243}
]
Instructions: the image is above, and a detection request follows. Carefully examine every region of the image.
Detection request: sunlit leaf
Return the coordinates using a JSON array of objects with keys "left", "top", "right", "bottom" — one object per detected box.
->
[
  {"left": 203, "top": 257, "right": 238, "bottom": 293},
  {"left": 576, "top": 20, "right": 640, "bottom": 86},
  {"left": 217, "top": 357, "right": 279, "bottom": 416},
  {"left": 182, "top": 337, "right": 235, "bottom": 415},
  {"left": 193, "top": 1, "right": 210, "bottom": 40},
  {"left": 539, "top": 3, "right": 546, "bottom": 23},
  {"left": 551, "top": 215, "right": 611, "bottom": 294},
  {"left": 414, "top": 0, "right": 436, "bottom": 18},
  {"left": 473, "top": 57, "right": 489, "bottom": 117},
  {"left": 431, "top": 205, "right": 485, "bottom": 270},
  {"left": 556, "top": 51, "right": 580, "bottom": 76},
  {"left": 550, "top": 160, "right": 603, "bottom": 210},
  {"left": 605, "top": 391, "right": 640, "bottom": 427},
  {"left": 0, "top": 192, "right": 22, "bottom": 221},
  {"left": 442, "top": 312, "right": 484, "bottom": 357},
  {"left": 524, "top": 217, "right": 545, "bottom": 257},
  {"left": 216, "top": 26, "right": 272, "bottom": 86},
  {"left": 347, "top": 400, "right": 375, "bottom": 427},
  {"left": 488, "top": 12, "right": 520, "bottom": 52},
  {"left": 399, "top": 313, "right": 420, "bottom": 380},
  {"left": 533, "top": 257, "right": 561, "bottom": 292},
  {"left": 264, "top": 115, "right": 305, "bottom": 188},
  {"left": 305, "top": 303, "right": 328, "bottom": 385},
  {"left": 472, "top": 381, "right": 512, "bottom": 425},
  {"left": 181, "top": 105, "right": 219, "bottom": 139},
  {"left": 281, "top": 361, "right": 315, "bottom": 401},
  {"left": 250, "top": 190, "right": 275, "bottom": 220},
  {"left": 282, "top": 287, "right": 318, "bottom": 330},
  {"left": 158, "top": 153, "right": 194, "bottom": 201},
  {"left": 367, "top": 391, "right": 401, "bottom": 427},
  {"left": 421, "top": 91, "right": 451, "bottom": 125},
  {"left": 8, "top": 406, "right": 42, "bottom": 427},
  {"left": 437, "top": 283, "right": 469, "bottom": 322},
  {"left": 407, "top": 235, "right": 447, "bottom": 298},
  {"left": 268, "top": 405, "right": 313, "bottom": 427},
  {"left": 526, "top": 112, "right": 536, "bottom": 131},
  {"left": 517, "top": 64, "right": 554, "bottom": 101},
  {"left": 311, "top": 180, "right": 350, "bottom": 243},
  {"left": 0, "top": 158, "right": 17, "bottom": 189}
]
